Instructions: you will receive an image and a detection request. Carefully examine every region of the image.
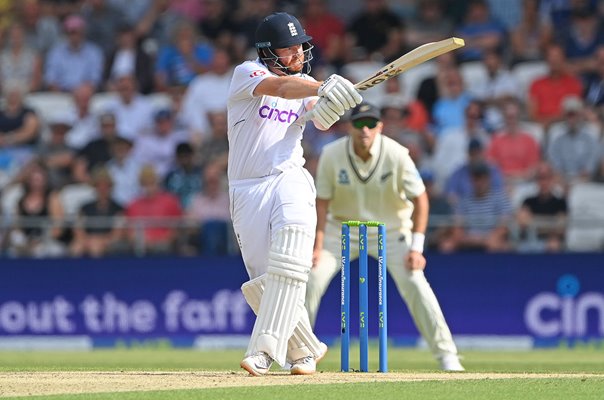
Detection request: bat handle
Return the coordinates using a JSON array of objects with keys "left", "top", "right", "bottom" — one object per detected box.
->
[{"left": 298, "top": 109, "right": 314, "bottom": 125}]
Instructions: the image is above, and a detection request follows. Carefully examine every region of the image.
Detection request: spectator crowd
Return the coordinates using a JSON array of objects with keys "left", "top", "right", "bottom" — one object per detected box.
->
[{"left": 1, "top": 0, "right": 604, "bottom": 257}]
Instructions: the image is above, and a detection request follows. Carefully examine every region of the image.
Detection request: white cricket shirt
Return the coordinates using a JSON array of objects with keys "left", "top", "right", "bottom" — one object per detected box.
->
[
  {"left": 227, "top": 59, "right": 316, "bottom": 181},
  {"left": 316, "top": 134, "right": 426, "bottom": 234}
]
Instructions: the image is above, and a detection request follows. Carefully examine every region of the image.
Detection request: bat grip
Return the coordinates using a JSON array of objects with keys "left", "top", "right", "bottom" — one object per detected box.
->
[{"left": 298, "top": 109, "right": 314, "bottom": 125}]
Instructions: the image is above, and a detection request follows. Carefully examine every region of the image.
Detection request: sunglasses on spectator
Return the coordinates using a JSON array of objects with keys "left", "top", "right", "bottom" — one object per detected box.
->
[{"left": 352, "top": 118, "right": 379, "bottom": 129}]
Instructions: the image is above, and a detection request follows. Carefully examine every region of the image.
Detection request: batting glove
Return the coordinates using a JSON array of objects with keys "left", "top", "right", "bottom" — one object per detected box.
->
[
  {"left": 317, "top": 74, "right": 363, "bottom": 111},
  {"left": 312, "top": 98, "right": 342, "bottom": 129}
]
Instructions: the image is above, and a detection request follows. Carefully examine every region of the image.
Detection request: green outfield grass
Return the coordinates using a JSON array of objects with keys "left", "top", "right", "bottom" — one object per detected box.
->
[{"left": 1, "top": 347, "right": 603, "bottom": 399}]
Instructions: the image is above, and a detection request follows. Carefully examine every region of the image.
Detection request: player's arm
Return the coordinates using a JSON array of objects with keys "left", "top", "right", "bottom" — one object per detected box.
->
[
  {"left": 407, "top": 190, "right": 429, "bottom": 271},
  {"left": 255, "top": 74, "right": 362, "bottom": 130},
  {"left": 313, "top": 197, "right": 329, "bottom": 268},
  {"left": 253, "top": 75, "right": 321, "bottom": 99}
]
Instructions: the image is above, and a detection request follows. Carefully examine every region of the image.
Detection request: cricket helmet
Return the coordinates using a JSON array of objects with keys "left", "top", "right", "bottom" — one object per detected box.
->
[{"left": 255, "top": 12, "right": 314, "bottom": 74}]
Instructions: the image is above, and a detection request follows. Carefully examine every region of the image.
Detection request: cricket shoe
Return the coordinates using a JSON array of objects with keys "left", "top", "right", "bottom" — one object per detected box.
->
[
  {"left": 439, "top": 354, "right": 465, "bottom": 372},
  {"left": 290, "top": 342, "right": 328, "bottom": 375},
  {"left": 240, "top": 352, "right": 274, "bottom": 376}
]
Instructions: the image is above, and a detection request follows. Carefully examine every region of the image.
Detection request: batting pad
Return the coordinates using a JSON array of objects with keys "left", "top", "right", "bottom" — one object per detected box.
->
[
  {"left": 245, "top": 226, "right": 314, "bottom": 366},
  {"left": 242, "top": 275, "right": 324, "bottom": 363}
]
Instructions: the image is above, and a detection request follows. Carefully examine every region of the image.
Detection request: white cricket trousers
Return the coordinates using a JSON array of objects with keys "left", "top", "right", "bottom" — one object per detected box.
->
[
  {"left": 229, "top": 167, "right": 317, "bottom": 279},
  {"left": 306, "top": 220, "right": 459, "bottom": 358}
]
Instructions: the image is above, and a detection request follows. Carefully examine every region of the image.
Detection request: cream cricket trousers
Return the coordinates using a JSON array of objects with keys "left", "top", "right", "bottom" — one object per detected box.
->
[{"left": 305, "top": 220, "right": 459, "bottom": 358}]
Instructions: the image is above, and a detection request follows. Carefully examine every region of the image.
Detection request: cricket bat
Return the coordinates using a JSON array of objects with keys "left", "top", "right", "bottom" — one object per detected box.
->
[{"left": 301, "top": 37, "right": 465, "bottom": 124}]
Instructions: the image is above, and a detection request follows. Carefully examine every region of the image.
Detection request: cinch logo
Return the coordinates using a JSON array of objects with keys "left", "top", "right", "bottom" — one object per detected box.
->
[
  {"left": 258, "top": 103, "right": 299, "bottom": 123},
  {"left": 524, "top": 274, "right": 604, "bottom": 337}
]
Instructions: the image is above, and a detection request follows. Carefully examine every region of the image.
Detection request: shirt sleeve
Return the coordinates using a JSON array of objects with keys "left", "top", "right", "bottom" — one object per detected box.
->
[
  {"left": 315, "top": 148, "right": 334, "bottom": 200},
  {"left": 87, "top": 44, "right": 104, "bottom": 85},
  {"left": 398, "top": 148, "right": 425, "bottom": 199},
  {"left": 228, "top": 61, "right": 270, "bottom": 101},
  {"left": 155, "top": 46, "right": 171, "bottom": 74},
  {"left": 195, "top": 44, "right": 214, "bottom": 66},
  {"left": 44, "top": 45, "right": 61, "bottom": 86}
]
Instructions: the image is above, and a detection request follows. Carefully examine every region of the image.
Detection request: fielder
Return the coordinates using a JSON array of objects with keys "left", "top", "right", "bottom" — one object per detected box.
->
[
  {"left": 227, "top": 12, "right": 362, "bottom": 376},
  {"left": 307, "top": 102, "right": 465, "bottom": 371}
]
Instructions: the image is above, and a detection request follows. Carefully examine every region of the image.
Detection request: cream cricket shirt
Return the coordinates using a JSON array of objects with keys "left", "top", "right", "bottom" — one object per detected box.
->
[
  {"left": 227, "top": 58, "right": 317, "bottom": 181},
  {"left": 316, "top": 134, "right": 425, "bottom": 235}
]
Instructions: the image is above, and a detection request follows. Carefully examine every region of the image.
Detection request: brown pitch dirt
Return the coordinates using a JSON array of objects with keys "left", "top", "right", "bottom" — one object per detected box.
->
[{"left": 0, "top": 371, "right": 600, "bottom": 398}]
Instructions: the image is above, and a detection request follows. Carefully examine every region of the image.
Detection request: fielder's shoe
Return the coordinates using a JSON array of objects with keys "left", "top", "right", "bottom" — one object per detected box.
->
[
  {"left": 439, "top": 354, "right": 465, "bottom": 372},
  {"left": 240, "top": 352, "right": 274, "bottom": 376},
  {"left": 290, "top": 342, "right": 328, "bottom": 375}
]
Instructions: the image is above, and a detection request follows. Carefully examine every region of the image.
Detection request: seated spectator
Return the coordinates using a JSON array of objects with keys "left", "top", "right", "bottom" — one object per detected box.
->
[
  {"left": 0, "top": 22, "right": 43, "bottom": 92},
  {"left": 105, "top": 73, "right": 154, "bottom": 140},
  {"left": 546, "top": 96, "right": 600, "bottom": 188},
  {"left": 583, "top": 46, "right": 604, "bottom": 110},
  {"left": 345, "top": 0, "right": 404, "bottom": 61},
  {"left": 528, "top": 43, "right": 583, "bottom": 127},
  {"left": 164, "top": 142, "right": 202, "bottom": 209},
  {"left": 135, "top": 0, "right": 183, "bottom": 48},
  {"left": 165, "top": 84, "right": 189, "bottom": 131},
  {"left": 103, "top": 23, "right": 154, "bottom": 95},
  {"left": 443, "top": 161, "right": 513, "bottom": 252},
  {"left": 197, "top": 0, "right": 238, "bottom": 52},
  {"left": 416, "top": 52, "right": 458, "bottom": 118},
  {"left": 71, "top": 167, "right": 125, "bottom": 257},
  {"left": 406, "top": 0, "right": 454, "bottom": 48},
  {"left": 106, "top": 135, "right": 141, "bottom": 207},
  {"left": 231, "top": 0, "right": 276, "bottom": 50},
  {"left": 155, "top": 22, "right": 213, "bottom": 91},
  {"left": 44, "top": 0, "right": 81, "bottom": 20},
  {"left": 7, "top": 161, "right": 67, "bottom": 257},
  {"left": 131, "top": 109, "right": 188, "bottom": 179},
  {"left": 432, "top": 100, "right": 490, "bottom": 190},
  {"left": 559, "top": 6, "right": 604, "bottom": 76},
  {"left": 515, "top": 162, "right": 567, "bottom": 252},
  {"left": 471, "top": 49, "right": 519, "bottom": 131},
  {"left": 0, "top": 82, "right": 41, "bottom": 179},
  {"left": 106, "top": 0, "right": 152, "bottom": 27},
  {"left": 454, "top": 0, "right": 506, "bottom": 63},
  {"left": 432, "top": 68, "right": 473, "bottom": 136},
  {"left": 445, "top": 138, "right": 504, "bottom": 205},
  {"left": 186, "top": 162, "right": 230, "bottom": 255},
  {"left": 181, "top": 47, "right": 232, "bottom": 144},
  {"left": 538, "top": 0, "right": 593, "bottom": 37},
  {"left": 423, "top": 170, "right": 455, "bottom": 252},
  {"left": 40, "top": 112, "right": 76, "bottom": 188},
  {"left": 72, "top": 112, "right": 120, "bottom": 184},
  {"left": 81, "top": 0, "right": 126, "bottom": 56},
  {"left": 380, "top": 100, "right": 433, "bottom": 154},
  {"left": 487, "top": 98, "right": 541, "bottom": 182},
  {"left": 17, "top": 0, "right": 62, "bottom": 55},
  {"left": 510, "top": 0, "right": 548, "bottom": 64},
  {"left": 300, "top": 0, "right": 346, "bottom": 66},
  {"left": 485, "top": 0, "right": 522, "bottom": 31},
  {"left": 44, "top": 14, "right": 104, "bottom": 92},
  {"left": 125, "top": 165, "right": 183, "bottom": 255},
  {"left": 197, "top": 111, "right": 229, "bottom": 171},
  {"left": 65, "top": 84, "right": 99, "bottom": 150},
  {"left": 380, "top": 77, "right": 431, "bottom": 134}
]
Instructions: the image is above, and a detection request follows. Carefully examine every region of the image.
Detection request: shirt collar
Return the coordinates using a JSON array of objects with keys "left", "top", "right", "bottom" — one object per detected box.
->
[{"left": 348, "top": 133, "right": 382, "bottom": 161}]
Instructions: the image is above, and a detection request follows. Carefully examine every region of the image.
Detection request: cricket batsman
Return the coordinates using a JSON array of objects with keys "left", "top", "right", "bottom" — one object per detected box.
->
[{"left": 227, "top": 12, "right": 362, "bottom": 376}]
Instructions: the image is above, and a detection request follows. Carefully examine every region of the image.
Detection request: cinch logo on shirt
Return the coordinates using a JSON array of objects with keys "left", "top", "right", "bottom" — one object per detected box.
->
[{"left": 258, "top": 104, "right": 299, "bottom": 123}]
